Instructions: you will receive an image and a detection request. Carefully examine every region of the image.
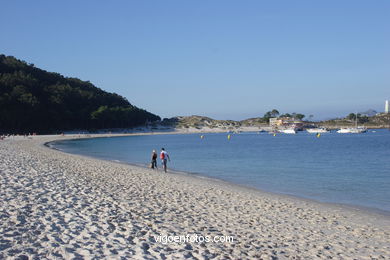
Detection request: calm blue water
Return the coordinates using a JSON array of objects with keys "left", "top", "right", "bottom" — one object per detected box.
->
[{"left": 51, "top": 130, "right": 390, "bottom": 213}]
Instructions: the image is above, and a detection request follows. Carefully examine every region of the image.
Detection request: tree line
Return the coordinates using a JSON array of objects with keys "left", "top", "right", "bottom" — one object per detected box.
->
[
  {"left": 262, "top": 109, "right": 305, "bottom": 122},
  {"left": 262, "top": 110, "right": 372, "bottom": 124},
  {"left": 0, "top": 54, "right": 160, "bottom": 134},
  {"left": 346, "top": 113, "right": 369, "bottom": 124}
]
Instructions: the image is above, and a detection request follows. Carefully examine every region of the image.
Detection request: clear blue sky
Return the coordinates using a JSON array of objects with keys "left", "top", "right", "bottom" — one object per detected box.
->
[{"left": 1, "top": 1, "right": 389, "bottom": 120}]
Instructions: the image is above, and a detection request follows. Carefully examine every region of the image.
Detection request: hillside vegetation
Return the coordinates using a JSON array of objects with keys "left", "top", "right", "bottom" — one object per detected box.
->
[
  {"left": 0, "top": 55, "right": 160, "bottom": 133},
  {"left": 160, "top": 115, "right": 268, "bottom": 130},
  {"left": 319, "top": 113, "right": 390, "bottom": 128}
]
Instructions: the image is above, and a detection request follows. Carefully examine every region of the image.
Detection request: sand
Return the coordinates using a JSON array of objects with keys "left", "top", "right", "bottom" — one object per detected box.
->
[{"left": 0, "top": 135, "right": 389, "bottom": 259}]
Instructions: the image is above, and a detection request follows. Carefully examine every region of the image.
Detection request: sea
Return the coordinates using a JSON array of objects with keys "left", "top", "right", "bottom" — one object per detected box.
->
[{"left": 50, "top": 129, "right": 390, "bottom": 214}]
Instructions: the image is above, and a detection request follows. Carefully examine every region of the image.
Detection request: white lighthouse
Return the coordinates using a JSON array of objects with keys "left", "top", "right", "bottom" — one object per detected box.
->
[{"left": 386, "top": 100, "right": 389, "bottom": 114}]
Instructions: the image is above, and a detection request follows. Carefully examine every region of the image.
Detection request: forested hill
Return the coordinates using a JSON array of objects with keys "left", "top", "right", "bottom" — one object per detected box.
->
[{"left": 0, "top": 54, "right": 160, "bottom": 133}]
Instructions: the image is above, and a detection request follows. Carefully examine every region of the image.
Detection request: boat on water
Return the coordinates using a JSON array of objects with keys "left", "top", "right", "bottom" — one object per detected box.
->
[
  {"left": 306, "top": 128, "right": 329, "bottom": 134},
  {"left": 279, "top": 129, "right": 296, "bottom": 134},
  {"left": 337, "top": 113, "right": 368, "bottom": 134},
  {"left": 337, "top": 127, "right": 367, "bottom": 134}
]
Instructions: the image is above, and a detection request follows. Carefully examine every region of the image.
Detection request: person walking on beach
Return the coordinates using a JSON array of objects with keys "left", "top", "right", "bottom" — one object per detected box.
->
[
  {"left": 160, "top": 148, "right": 170, "bottom": 173},
  {"left": 151, "top": 150, "right": 158, "bottom": 169}
]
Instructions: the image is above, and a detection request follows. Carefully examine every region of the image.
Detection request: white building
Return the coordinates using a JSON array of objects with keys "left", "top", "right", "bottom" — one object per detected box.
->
[{"left": 386, "top": 100, "right": 389, "bottom": 114}]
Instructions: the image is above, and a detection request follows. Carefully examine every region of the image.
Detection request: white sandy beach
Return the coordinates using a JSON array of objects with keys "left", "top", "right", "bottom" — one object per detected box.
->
[{"left": 0, "top": 134, "right": 389, "bottom": 259}]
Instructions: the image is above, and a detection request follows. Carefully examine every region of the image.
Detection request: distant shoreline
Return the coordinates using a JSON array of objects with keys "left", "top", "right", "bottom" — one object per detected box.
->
[
  {"left": 59, "top": 125, "right": 387, "bottom": 136},
  {"left": 2, "top": 118, "right": 389, "bottom": 136}
]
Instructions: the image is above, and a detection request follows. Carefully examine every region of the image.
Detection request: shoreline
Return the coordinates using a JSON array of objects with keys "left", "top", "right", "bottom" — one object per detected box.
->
[
  {"left": 1, "top": 134, "right": 389, "bottom": 258},
  {"left": 47, "top": 133, "right": 390, "bottom": 218}
]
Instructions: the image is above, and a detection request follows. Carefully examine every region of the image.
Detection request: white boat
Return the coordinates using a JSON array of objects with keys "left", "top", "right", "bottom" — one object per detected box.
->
[
  {"left": 306, "top": 128, "right": 329, "bottom": 134},
  {"left": 337, "top": 113, "right": 368, "bottom": 134},
  {"left": 279, "top": 129, "right": 296, "bottom": 134},
  {"left": 337, "top": 127, "right": 367, "bottom": 134}
]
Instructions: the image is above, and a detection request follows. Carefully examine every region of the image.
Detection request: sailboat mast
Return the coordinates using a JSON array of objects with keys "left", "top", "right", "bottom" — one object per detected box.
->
[{"left": 355, "top": 112, "right": 358, "bottom": 128}]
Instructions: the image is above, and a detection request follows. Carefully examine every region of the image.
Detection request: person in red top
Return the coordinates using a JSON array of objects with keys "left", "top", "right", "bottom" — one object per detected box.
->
[{"left": 160, "top": 148, "right": 170, "bottom": 173}]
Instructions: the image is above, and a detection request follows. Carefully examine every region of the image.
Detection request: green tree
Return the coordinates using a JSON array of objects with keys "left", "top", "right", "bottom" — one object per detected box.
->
[
  {"left": 279, "top": 113, "right": 292, "bottom": 118},
  {"left": 270, "top": 109, "right": 280, "bottom": 117},
  {"left": 347, "top": 113, "right": 357, "bottom": 121},
  {"left": 358, "top": 115, "right": 369, "bottom": 124},
  {"left": 263, "top": 109, "right": 280, "bottom": 122},
  {"left": 0, "top": 54, "right": 160, "bottom": 134},
  {"left": 294, "top": 113, "right": 305, "bottom": 120}
]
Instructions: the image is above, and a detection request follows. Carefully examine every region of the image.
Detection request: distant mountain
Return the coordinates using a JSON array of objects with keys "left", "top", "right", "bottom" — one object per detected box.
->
[
  {"left": 359, "top": 109, "right": 378, "bottom": 117},
  {"left": 0, "top": 54, "right": 160, "bottom": 133}
]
